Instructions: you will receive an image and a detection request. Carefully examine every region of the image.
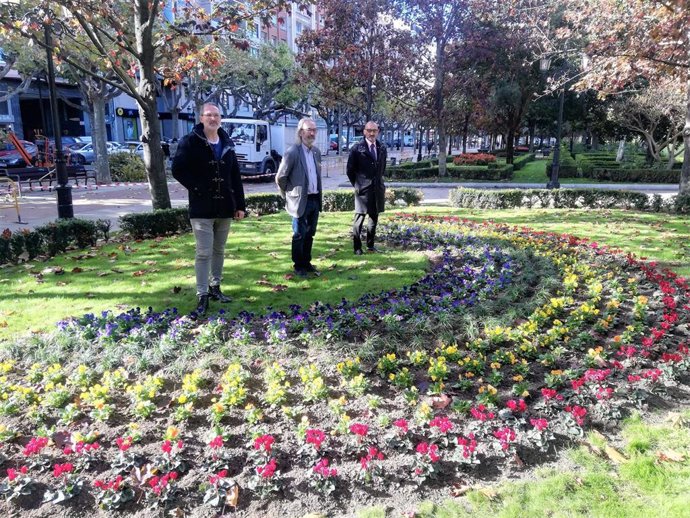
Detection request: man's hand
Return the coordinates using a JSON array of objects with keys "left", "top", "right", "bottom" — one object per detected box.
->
[{"left": 234, "top": 210, "right": 245, "bottom": 220}]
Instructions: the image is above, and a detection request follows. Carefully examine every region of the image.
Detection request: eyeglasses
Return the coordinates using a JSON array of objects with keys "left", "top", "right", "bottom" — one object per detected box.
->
[
  {"left": 364, "top": 128, "right": 379, "bottom": 133},
  {"left": 202, "top": 113, "right": 221, "bottom": 118}
]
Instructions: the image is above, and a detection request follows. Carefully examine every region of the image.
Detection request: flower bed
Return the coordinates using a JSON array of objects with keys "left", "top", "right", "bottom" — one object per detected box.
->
[{"left": 0, "top": 215, "right": 688, "bottom": 516}]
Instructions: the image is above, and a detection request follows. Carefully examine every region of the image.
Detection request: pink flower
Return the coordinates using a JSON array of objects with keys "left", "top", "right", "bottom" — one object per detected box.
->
[
  {"left": 416, "top": 442, "right": 429, "bottom": 455},
  {"left": 393, "top": 418, "right": 409, "bottom": 434},
  {"left": 565, "top": 405, "right": 588, "bottom": 426},
  {"left": 470, "top": 405, "right": 495, "bottom": 421},
  {"left": 253, "top": 434, "right": 275, "bottom": 454},
  {"left": 208, "top": 436, "right": 224, "bottom": 449},
  {"left": 313, "top": 458, "right": 337, "bottom": 478},
  {"left": 53, "top": 463, "right": 74, "bottom": 478},
  {"left": 22, "top": 436, "right": 49, "bottom": 456},
  {"left": 429, "top": 416, "right": 453, "bottom": 433},
  {"left": 349, "top": 423, "right": 369, "bottom": 437},
  {"left": 457, "top": 434, "right": 477, "bottom": 458},
  {"left": 305, "top": 429, "right": 326, "bottom": 450},
  {"left": 541, "top": 388, "right": 563, "bottom": 401},
  {"left": 530, "top": 418, "right": 549, "bottom": 431},
  {"left": 161, "top": 440, "right": 173, "bottom": 455},
  {"left": 506, "top": 399, "right": 527, "bottom": 413},
  {"left": 116, "top": 436, "right": 133, "bottom": 452},
  {"left": 428, "top": 444, "right": 440, "bottom": 463},
  {"left": 493, "top": 427, "right": 516, "bottom": 450},
  {"left": 6, "top": 468, "right": 17, "bottom": 481},
  {"left": 256, "top": 458, "right": 277, "bottom": 479}
]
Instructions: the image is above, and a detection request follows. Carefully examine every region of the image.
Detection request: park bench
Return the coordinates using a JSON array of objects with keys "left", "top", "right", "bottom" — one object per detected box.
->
[{"left": 0, "top": 165, "right": 95, "bottom": 193}]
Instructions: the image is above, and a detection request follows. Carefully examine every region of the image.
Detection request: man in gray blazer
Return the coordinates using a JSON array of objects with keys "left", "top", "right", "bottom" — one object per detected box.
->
[{"left": 275, "top": 117, "right": 323, "bottom": 277}]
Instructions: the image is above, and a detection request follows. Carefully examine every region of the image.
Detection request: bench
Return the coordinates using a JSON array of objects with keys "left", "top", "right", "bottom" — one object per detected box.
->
[{"left": 0, "top": 165, "right": 95, "bottom": 192}]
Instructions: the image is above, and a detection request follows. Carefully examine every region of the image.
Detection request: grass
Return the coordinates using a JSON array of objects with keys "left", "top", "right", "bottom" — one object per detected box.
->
[
  {"left": 355, "top": 410, "right": 690, "bottom": 518},
  {"left": 0, "top": 212, "right": 428, "bottom": 341},
  {"left": 1, "top": 206, "right": 688, "bottom": 340}
]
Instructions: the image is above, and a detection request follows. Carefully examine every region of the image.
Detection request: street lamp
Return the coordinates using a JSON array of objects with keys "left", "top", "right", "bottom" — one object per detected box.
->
[
  {"left": 540, "top": 56, "right": 564, "bottom": 190},
  {"left": 43, "top": 18, "right": 73, "bottom": 218},
  {"left": 417, "top": 126, "right": 423, "bottom": 162}
]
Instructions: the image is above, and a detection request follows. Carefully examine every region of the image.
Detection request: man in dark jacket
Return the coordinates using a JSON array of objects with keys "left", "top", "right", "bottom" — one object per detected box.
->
[
  {"left": 346, "top": 121, "right": 386, "bottom": 255},
  {"left": 172, "top": 102, "right": 246, "bottom": 316}
]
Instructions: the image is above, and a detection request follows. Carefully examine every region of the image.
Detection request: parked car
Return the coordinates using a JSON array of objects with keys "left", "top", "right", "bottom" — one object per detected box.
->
[
  {"left": 0, "top": 140, "right": 38, "bottom": 168},
  {"left": 123, "top": 141, "right": 145, "bottom": 158},
  {"left": 69, "top": 142, "right": 124, "bottom": 164}
]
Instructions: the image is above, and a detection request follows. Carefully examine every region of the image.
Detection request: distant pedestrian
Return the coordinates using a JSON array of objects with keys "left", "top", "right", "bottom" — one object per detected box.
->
[
  {"left": 427, "top": 140, "right": 433, "bottom": 154},
  {"left": 171, "top": 102, "right": 246, "bottom": 316},
  {"left": 275, "top": 117, "right": 322, "bottom": 277},
  {"left": 346, "top": 121, "right": 386, "bottom": 255}
]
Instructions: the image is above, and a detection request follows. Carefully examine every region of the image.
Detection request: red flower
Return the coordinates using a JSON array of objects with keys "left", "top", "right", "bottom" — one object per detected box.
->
[
  {"left": 161, "top": 440, "right": 173, "bottom": 454},
  {"left": 429, "top": 416, "right": 453, "bottom": 433},
  {"left": 116, "top": 436, "right": 133, "bottom": 452},
  {"left": 53, "top": 462, "right": 74, "bottom": 478},
  {"left": 256, "top": 458, "right": 277, "bottom": 479},
  {"left": 349, "top": 423, "right": 369, "bottom": 437},
  {"left": 530, "top": 418, "right": 549, "bottom": 431},
  {"left": 6, "top": 468, "right": 17, "bottom": 481},
  {"left": 209, "top": 435, "right": 224, "bottom": 449},
  {"left": 22, "top": 436, "right": 49, "bottom": 456},
  {"left": 305, "top": 429, "right": 326, "bottom": 450},
  {"left": 506, "top": 399, "right": 527, "bottom": 413},
  {"left": 393, "top": 418, "right": 409, "bottom": 434},
  {"left": 253, "top": 434, "right": 275, "bottom": 454}
]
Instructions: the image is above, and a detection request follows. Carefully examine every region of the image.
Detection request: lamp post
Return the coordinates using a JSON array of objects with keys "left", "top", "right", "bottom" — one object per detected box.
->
[
  {"left": 540, "top": 56, "right": 563, "bottom": 189},
  {"left": 417, "top": 126, "right": 423, "bottom": 162},
  {"left": 44, "top": 21, "right": 73, "bottom": 218}
]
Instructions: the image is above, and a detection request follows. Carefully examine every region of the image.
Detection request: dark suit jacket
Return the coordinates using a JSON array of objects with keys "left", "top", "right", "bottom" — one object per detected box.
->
[{"left": 346, "top": 139, "right": 386, "bottom": 214}]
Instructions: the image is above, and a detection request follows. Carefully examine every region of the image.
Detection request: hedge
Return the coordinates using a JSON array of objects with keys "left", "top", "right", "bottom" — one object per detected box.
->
[
  {"left": 589, "top": 168, "right": 680, "bottom": 183},
  {"left": 386, "top": 164, "right": 513, "bottom": 181},
  {"left": 448, "top": 187, "right": 688, "bottom": 213},
  {"left": 119, "top": 188, "right": 424, "bottom": 239},
  {"left": 0, "top": 218, "right": 111, "bottom": 266}
]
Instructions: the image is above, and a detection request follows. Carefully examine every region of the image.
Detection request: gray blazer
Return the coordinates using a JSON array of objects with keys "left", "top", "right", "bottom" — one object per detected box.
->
[{"left": 275, "top": 143, "right": 322, "bottom": 218}]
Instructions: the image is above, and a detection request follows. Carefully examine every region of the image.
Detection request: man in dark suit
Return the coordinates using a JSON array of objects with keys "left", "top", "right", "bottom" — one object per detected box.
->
[
  {"left": 346, "top": 121, "right": 386, "bottom": 255},
  {"left": 275, "top": 117, "right": 323, "bottom": 277}
]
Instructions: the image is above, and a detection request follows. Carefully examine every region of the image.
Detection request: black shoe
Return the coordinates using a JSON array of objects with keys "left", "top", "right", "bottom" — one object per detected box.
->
[
  {"left": 354, "top": 249, "right": 364, "bottom": 256},
  {"left": 294, "top": 268, "right": 309, "bottom": 277},
  {"left": 305, "top": 264, "right": 321, "bottom": 276},
  {"left": 367, "top": 246, "right": 381, "bottom": 253},
  {"left": 195, "top": 294, "right": 209, "bottom": 316},
  {"left": 209, "top": 285, "right": 232, "bottom": 303}
]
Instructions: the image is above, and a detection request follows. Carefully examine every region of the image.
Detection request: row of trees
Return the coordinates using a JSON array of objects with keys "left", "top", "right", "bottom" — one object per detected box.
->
[{"left": 1, "top": 0, "right": 688, "bottom": 205}]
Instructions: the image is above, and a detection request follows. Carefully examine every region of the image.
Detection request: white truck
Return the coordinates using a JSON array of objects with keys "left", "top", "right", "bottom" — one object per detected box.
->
[{"left": 221, "top": 118, "right": 289, "bottom": 179}]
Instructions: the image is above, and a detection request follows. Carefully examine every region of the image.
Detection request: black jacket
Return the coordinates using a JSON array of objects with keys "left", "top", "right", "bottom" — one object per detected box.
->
[
  {"left": 172, "top": 124, "right": 246, "bottom": 219},
  {"left": 346, "top": 139, "right": 386, "bottom": 214}
]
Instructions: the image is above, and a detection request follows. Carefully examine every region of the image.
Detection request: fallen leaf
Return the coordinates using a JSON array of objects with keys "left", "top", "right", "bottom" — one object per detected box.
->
[
  {"left": 604, "top": 445, "right": 627, "bottom": 464},
  {"left": 71, "top": 267, "right": 84, "bottom": 273},
  {"left": 272, "top": 284, "right": 288, "bottom": 292},
  {"left": 449, "top": 482, "right": 471, "bottom": 496},
  {"left": 226, "top": 481, "right": 239, "bottom": 507},
  {"left": 284, "top": 273, "right": 294, "bottom": 280},
  {"left": 656, "top": 450, "right": 685, "bottom": 463},
  {"left": 97, "top": 272, "right": 110, "bottom": 277},
  {"left": 144, "top": 260, "right": 157, "bottom": 266},
  {"left": 132, "top": 270, "right": 147, "bottom": 277},
  {"left": 111, "top": 268, "right": 124, "bottom": 274},
  {"left": 477, "top": 487, "right": 498, "bottom": 500},
  {"left": 512, "top": 452, "right": 525, "bottom": 468},
  {"left": 430, "top": 393, "right": 451, "bottom": 409}
]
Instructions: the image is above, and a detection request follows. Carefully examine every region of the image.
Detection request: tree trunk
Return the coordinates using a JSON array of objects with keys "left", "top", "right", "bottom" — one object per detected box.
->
[
  {"left": 91, "top": 98, "right": 112, "bottom": 184},
  {"left": 506, "top": 127, "right": 515, "bottom": 165},
  {"left": 135, "top": 0, "right": 170, "bottom": 210},
  {"left": 135, "top": 5, "right": 170, "bottom": 209},
  {"left": 681, "top": 70, "right": 690, "bottom": 195},
  {"left": 170, "top": 108, "right": 181, "bottom": 140},
  {"left": 462, "top": 113, "right": 469, "bottom": 154}
]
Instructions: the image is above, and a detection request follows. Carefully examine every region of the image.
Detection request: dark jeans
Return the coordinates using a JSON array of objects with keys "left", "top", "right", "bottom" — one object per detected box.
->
[
  {"left": 292, "top": 196, "right": 320, "bottom": 269},
  {"left": 353, "top": 211, "right": 378, "bottom": 251}
]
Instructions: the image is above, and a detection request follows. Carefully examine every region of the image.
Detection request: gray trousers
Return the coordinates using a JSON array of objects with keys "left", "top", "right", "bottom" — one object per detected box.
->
[{"left": 191, "top": 218, "right": 231, "bottom": 296}]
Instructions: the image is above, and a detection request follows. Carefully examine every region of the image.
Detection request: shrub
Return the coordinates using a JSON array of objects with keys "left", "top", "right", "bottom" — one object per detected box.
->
[
  {"left": 453, "top": 153, "right": 496, "bottom": 166},
  {"left": 386, "top": 187, "right": 423, "bottom": 207},
  {"left": 513, "top": 153, "right": 535, "bottom": 171},
  {"left": 673, "top": 193, "right": 690, "bottom": 214},
  {"left": 589, "top": 168, "right": 679, "bottom": 183},
  {"left": 119, "top": 208, "right": 191, "bottom": 239},
  {"left": 245, "top": 193, "right": 285, "bottom": 216},
  {"left": 448, "top": 188, "right": 675, "bottom": 212},
  {"left": 322, "top": 191, "right": 355, "bottom": 212},
  {"left": 108, "top": 153, "right": 147, "bottom": 182}
]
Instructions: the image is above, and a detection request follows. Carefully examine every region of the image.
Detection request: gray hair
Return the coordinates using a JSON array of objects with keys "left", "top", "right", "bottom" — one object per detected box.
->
[{"left": 295, "top": 117, "right": 316, "bottom": 145}]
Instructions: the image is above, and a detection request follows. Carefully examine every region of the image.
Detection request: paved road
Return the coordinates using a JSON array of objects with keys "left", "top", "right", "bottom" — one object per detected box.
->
[{"left": 0, "top": 151, "right": 680, "bottom": 232}]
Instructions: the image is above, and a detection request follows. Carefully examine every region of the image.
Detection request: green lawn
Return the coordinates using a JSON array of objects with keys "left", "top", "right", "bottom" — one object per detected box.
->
[{"left": 1, "top": 207, "right": 687, "bottom": 341}]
